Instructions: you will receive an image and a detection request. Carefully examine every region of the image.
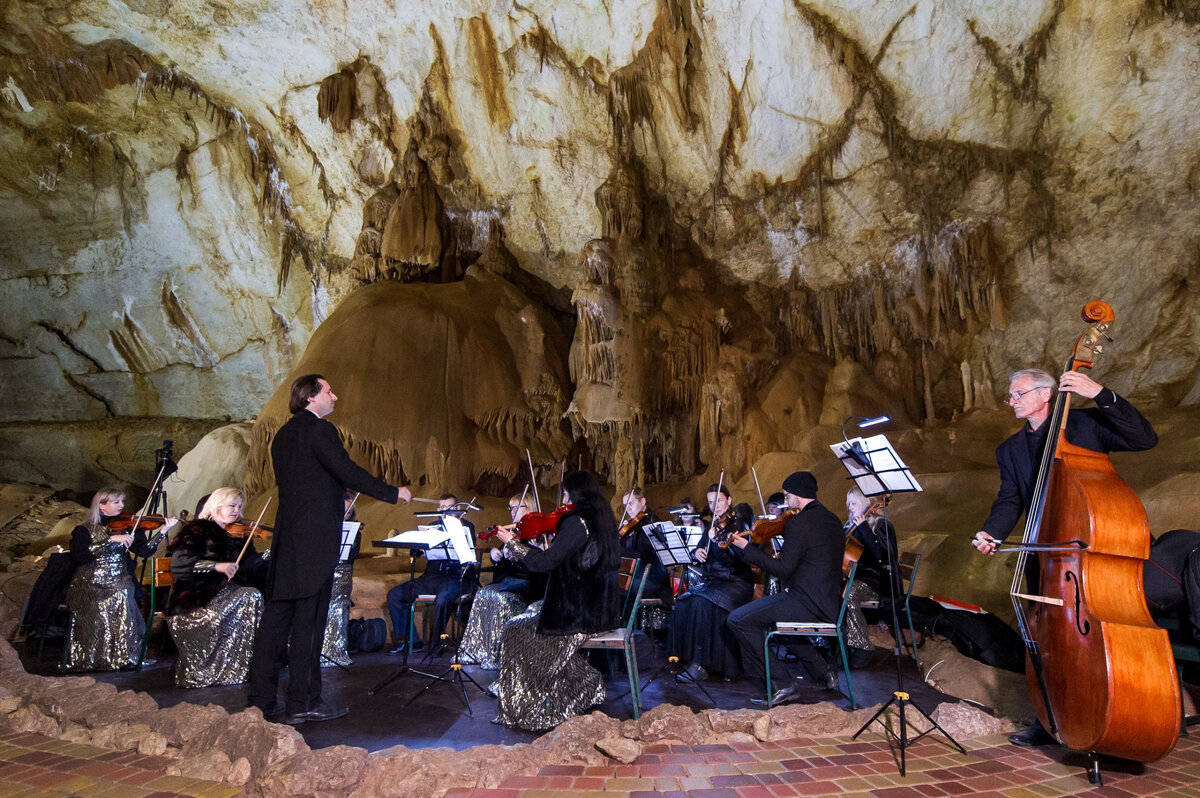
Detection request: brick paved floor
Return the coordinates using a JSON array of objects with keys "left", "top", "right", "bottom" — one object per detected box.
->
[
  {"left": 0, "top": 723, "right": 240, "bottom": 798},
  {"left": 450, "top": 731, "right": 1200, "bottom": 797}
]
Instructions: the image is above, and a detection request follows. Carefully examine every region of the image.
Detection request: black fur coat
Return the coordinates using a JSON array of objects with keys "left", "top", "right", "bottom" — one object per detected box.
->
[{"left": 164, "top": 519, "right": 263, "bottom": 615}]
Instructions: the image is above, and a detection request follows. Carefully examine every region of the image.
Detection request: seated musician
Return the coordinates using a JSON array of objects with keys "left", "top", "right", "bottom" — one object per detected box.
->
[
  {"left": 842, "top": 486, "right": 899, "bottom": 668},
  {"left": 321, "top": 490, "right": 361, "bottom": 667},
  {"left": 971, "top": 367, "right": 1157, "bottom": 746},
  {"left": 492, "top": 471, "right": 621, "bottom": 731},
  {"left": 386, "top": 493, "right": 477, "bottom": 655},
  {"left": 727, "top": 471, "right": 844, "bottom": 705},
  {"left": 458, "top": 493, "right": 547, "bottom": 669},
  {"left": 65, "top": 488, "right": 175, "bottom": 671},
  {"left": 1146, "top": 529, "right": 1200, "bottom": 635},
  {"left": 666, "top": 484, "right": 755, "bottom": 681},
  {"left": 165, "top": 488, "right": 266, "bottom": 687},
  {"left": 619, "top": 486, "right": 674, "bottom": 618}
]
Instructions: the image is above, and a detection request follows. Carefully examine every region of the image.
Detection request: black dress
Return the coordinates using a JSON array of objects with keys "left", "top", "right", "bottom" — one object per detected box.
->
[{"left": 666, "top": 516, "right": 755, "bottom": 677}]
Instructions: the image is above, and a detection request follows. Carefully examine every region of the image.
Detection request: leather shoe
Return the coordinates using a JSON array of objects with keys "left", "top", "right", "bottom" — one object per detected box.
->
[
  {"left": 684, "top": 662, "right": 708, "bottom": 682},
  {"left": 283, "top": 710, "right": 307, "bottom": 725},
  {"left": 751, "top": 683, "right": 800, "bottom": 706},
  {"left": 302, "top": 701, "right": 349, "bottom": 723},
  {"left": 1008, "top": 720, "right": 1054, "bottom": 747},
  {"left": 820, "top": 671, "right": 840, "bottom": 692},
  {"left": 387, "top": 643, "right": 407, "bottom": 656}
]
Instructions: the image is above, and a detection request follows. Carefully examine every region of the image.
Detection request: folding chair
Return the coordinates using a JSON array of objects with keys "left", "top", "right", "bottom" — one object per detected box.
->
[
  {"left": 861, "top": 552, "right": 923, "bottom": 672},
  {"left": 136, "top": 557, "right": 173, "bottom": 670},
  {"left": 582, "top": 562, "right": 648, "bottom": 719},
  {"left": 764, "top": 562, "right": 858, "bottom": 709}
]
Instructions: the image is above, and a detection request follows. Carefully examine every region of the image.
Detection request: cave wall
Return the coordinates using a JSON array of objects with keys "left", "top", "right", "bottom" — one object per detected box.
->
[{"left": 2, "top": 0, "right": 1200, "bottom": 491}]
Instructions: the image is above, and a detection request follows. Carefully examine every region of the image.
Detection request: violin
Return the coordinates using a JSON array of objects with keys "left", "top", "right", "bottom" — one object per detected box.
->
[
  {"left": 481, "top": 504, "right": 575, "bottom": 541},
  {"left": 226, "top": 520, "right": 274, "bottom": 540},
  {"left": 107, "top": 514, "right": 169, "bottom": 533},
  {"left": 746, "top": 508, "right": 800, "bottom": 545},
  {"left": 618, "top": 511, "right": 647, "bottom": 538}
]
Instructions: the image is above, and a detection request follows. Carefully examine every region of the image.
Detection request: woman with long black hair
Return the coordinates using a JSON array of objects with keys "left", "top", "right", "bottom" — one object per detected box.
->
[{"left": 492, "top": 470, "right": 621, "bottom": 730}]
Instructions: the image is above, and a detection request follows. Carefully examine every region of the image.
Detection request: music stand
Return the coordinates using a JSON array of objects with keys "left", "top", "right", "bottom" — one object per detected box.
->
[
  {"left": 368, "top": 526, "right": 448, "bottom": 695},
  {"left": 831, "top": 433, "right": 965, "bottom": 775},
  {"left": 638, "top": 521, "right": 717, "bottom": 704}
]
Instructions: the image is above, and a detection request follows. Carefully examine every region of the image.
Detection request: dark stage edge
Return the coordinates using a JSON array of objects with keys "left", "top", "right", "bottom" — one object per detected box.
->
[{"left": 18, "top": 637, "right": 961, "bottom": 753}]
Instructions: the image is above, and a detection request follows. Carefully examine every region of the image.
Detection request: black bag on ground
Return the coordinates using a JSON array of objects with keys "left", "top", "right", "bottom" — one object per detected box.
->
[
  {"left": 929, "top": 603, "right": 1025, "bottom": 673},
  {"left": 347, "top": 618, "right": 387, "bottom": 653}
]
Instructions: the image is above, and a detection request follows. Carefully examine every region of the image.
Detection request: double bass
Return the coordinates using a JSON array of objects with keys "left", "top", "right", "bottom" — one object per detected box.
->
[{"left": 1009, "top": 301, "right": 1178, "bottom": 771}]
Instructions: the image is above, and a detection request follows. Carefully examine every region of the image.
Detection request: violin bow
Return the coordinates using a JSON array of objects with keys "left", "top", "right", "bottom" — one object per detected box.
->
[
  {"left": 344, "top": 492, "right": 360, "bottom": 520},
  {"left": 233, "top": 497, "right": 272, "bottom": 572},
  {"left": 526, "top": 448, "right": 542, "bottom": 513},
  {"left": 706, "top": 469, "right": 725, "bottom": 552},
  {"left": 751, "top": 467, "right": 768, "bottom": 518},
  {"left": 125, "top": 460, "right": 171, "bottom": 547}
]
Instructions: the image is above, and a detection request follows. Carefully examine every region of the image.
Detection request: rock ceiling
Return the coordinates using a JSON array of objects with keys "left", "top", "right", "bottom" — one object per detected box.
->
[{"left": 1, "top": 0, "right": 1199, "bottom": 490}]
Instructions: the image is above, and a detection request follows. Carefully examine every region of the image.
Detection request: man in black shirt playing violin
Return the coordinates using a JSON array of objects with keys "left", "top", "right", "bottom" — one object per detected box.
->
[{"left": 972, "top": 367, "right": 1157, "bottom": 745}]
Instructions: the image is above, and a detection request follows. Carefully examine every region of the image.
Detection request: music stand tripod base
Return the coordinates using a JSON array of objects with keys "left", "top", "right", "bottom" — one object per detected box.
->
[
  {"left": 852, "top": 690, "right": 966, "bottom": 776},
  {"left": 400, "top": 655, "right": 491, "bottom": 717}
]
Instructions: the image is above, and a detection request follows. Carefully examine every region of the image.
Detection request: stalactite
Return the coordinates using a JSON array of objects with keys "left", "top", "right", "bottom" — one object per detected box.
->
[{"left": 317, "top": 68, "right": 358, "bottom": 133}]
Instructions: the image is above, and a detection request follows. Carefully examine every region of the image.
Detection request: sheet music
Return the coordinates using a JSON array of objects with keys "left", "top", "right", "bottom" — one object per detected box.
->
[
  {"left": 339, "top": 522, "right": 360, "bottom": 562},
  {"left": 831, "top": 434, "right": 923, "bottom": 495},
  {"left": 382, "top": 526, "right": 451, "bottom": 547},
  {"left": 681, "top": 524, "right": 704, "bottom": 550},
  {"left": 643, "top": 521, "right": 695, "bottom": 566},
  {"left": 441, "top": 516, "right": 475, "bottom": 564}
]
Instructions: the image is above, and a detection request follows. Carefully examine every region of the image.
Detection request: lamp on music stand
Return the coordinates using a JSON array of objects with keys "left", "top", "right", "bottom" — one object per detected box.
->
[{"left": 833, "top": 418, "right": 965, "bottom": 776}]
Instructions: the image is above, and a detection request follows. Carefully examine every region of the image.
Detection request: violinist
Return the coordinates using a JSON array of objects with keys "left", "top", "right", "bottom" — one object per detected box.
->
[
  {"left": 666, "top": 484, "right": 755, "bottom": 682},
  {"left": 728, "top": 471, "right": 843, "bottom": 706},
  {"left": 971, "top": 367, "right": 1157, "bottom": 746},
  {"left": 492, "top": 471, "right": 620, "bottom": 730},
  {"left": 385, "top": 493, "right": 478, "bottom": 656},
  {"left": 619, "top": 487, "right": 674, "bottom": 614},
  {"left": 841, "top": 486, "right": 899, "bottom": 668},
  {"left": 459, "top": 494, "right": 544, "bottom": 669},
  {"left": 165, "top": 488, "right": 266, "bottom": 687},
  {"left": 65, "top": 488, "right": 177, "bottom": 671}
]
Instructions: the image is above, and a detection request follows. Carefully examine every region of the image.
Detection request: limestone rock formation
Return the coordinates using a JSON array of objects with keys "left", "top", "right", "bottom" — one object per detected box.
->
[{"left": 2, "top": 1, "right": 1199, "bottom": 492}]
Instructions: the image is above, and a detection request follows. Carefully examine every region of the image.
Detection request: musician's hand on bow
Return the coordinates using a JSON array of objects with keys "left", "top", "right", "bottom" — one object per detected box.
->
[
  {"left": 398, "top": 487, "right": 413, "bottom": 504},
  {"left": 973, "top": 531, "right": 998, "bottom": 556},
  {"left": 216, "top": 562, "right": 239, "bottom": 579},
  {"left": 694, "top": 546, "right": 708, "bottom": 563},
  {"left": 111, "top": 533, "right": 134, "bottom": 547},
  {"left": 1059, "top": 370, "right": 1103, "bottom": 399}
]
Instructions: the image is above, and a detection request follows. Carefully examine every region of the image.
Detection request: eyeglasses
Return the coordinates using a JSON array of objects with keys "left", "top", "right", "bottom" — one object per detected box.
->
[{"left": 1006, "top": 387, "right": 1047, "bottom": 403}]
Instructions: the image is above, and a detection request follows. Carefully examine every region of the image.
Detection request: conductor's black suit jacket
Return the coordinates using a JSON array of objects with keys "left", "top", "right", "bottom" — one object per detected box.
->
[{"left": 269, "top": 410, "right": 399, "bottom": 600}]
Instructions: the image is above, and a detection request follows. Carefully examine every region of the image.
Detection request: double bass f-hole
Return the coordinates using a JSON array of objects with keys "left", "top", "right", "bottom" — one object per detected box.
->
[{"left": 1064, "top": 570, "right": 1090, "bottom": 636}]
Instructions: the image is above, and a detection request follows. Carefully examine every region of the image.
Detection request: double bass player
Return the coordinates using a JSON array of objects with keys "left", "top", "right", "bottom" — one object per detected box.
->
[{"left": 972, "top": 366, "right": 1157, "bottom": 746}]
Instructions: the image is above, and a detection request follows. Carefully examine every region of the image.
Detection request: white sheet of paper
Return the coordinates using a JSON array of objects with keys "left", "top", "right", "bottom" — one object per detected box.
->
[
  {"left": 831, "top": 434, "right": 923, "bottom": 495},
  {"left": 383, "top": 526, "right": 451, "bottom": 547}
]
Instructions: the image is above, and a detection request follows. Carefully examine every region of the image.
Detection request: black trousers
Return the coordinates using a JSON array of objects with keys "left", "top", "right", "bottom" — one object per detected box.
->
[
  {"left": 727, "top": 593, "right": 831, "bottom": 693},
  {"left": 247, "top": 575, "right": 333, "bottom": 714}
]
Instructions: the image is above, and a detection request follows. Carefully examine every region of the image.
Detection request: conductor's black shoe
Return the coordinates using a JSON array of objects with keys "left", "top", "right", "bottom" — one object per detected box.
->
[
  {"left": 283, "top": 710, "right": 307, "bottom": 725},
  {"left": 302, "top": 701, "right": 349, "bottom": 723},
  {"left": 262, "top": 700, "right": 286, "bottom": 722},
  {"left": 387, "top": 643, "right": 407, "bottom": 655},
  {"left": 819, "top": 671, "right": 840, "bottom": 692},
  {"left": 1008, "top": 720, "right": 1054, "bottom": 747}
]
